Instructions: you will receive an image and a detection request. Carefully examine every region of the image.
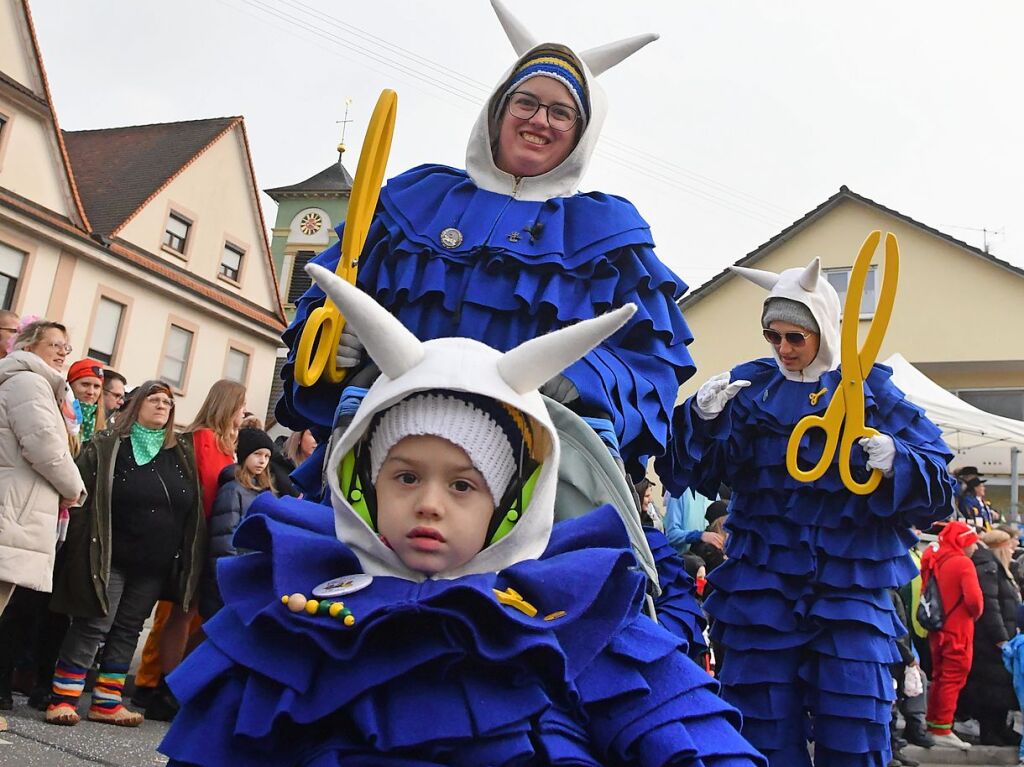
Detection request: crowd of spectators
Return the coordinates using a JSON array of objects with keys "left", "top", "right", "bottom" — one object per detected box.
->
[
  {"left": 3, "top": 304, "right": 1024, "bottom": 766},
  {"left": 0, "top": 310, "right": 315, "bottom": 733}
]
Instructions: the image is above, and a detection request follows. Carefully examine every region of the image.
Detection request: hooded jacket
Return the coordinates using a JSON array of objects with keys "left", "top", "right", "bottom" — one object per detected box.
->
[
  {"left": 920, "top": 522, "right": 984, "bottom": 640},
  {"left": 0, "top": 350, "right": 86, "bottom": 591},
  {"left": 278, "top": 2, "right": 694, "bottom": 485}
]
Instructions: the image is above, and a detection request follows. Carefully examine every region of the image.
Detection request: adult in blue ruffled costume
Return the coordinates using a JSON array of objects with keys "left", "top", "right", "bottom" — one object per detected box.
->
[
  {"left": 278, "top": 0, "right": 695, "bottom": 496},
  {"left": 655, "top": 258, "right": 956, "bottom": 767},
  {"left": 158, "top": 264, "right": 765, "bottom": 767}
]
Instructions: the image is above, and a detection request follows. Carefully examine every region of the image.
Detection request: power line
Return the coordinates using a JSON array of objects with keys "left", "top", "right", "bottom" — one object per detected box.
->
[{"left": 232, "top": 0, "right": 797, "bottom": 225}]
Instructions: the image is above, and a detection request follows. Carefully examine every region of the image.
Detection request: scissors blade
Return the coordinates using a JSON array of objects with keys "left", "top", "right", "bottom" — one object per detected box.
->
[
  {"left": 841, "top": 230, "right": 880, "bottom": 377},
  {"left": 856, "top": 232, "right": 899, "bottom": 377}
]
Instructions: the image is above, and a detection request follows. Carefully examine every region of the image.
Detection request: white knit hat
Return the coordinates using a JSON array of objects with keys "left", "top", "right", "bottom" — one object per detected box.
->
[{"left": 368, "top": 393, "right": 518, "bottom": 501}]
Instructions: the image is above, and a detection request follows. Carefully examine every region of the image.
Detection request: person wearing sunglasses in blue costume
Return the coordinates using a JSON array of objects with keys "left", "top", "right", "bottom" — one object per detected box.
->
[
  {"left": 656, "top": 258, "right": 957, "bottom": 767},
  {"left": 158, "top": 264, "right": 766, "bottom": 767},
  {"left": 277, "top": 0, "right": 696, "bottom": 500}
]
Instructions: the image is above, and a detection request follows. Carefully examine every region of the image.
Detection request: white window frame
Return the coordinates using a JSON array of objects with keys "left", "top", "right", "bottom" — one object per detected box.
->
[
  {"left": 86, "top": 296, "right": 126, "bottom": 365},
  {"left": 823, "top": 265, "right": 878, "bottom": 319},
  {"left": 162, "top": 212, "right": 191, "bottom": 254},
  {"left": 159, "top": 323, "right": 195, "bottom": 392}
]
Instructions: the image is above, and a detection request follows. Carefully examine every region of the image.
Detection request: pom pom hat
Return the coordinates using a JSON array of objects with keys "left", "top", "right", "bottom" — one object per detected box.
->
[{"left": 306, "top": 263, "right": 635, "bottom": 582}]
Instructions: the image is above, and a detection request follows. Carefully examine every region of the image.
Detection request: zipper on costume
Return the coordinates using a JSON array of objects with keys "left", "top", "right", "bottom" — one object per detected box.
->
[{"left": 483, "top": 176, "right": 522, "bottom": 243}]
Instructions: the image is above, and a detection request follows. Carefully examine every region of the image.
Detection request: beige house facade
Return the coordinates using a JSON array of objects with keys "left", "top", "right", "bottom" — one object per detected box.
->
[
  {"left": 0, "top": 0, "right": 285, "bottom": 424},
  {"left": 678, "top": 186, "right": 1024, "bottom": 499}
]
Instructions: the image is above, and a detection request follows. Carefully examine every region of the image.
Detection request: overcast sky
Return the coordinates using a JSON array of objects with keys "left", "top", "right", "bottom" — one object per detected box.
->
[{"left": 29, "top": 0, "right": 1024, "bottom": 288}]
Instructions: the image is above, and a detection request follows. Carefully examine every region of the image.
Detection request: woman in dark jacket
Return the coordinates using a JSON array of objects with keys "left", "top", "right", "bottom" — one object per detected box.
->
[
  {"left": 45, "top": 380, "right": 204, "bottom": 728},
  {"left": 960, "top": 528, "right": 1022, "bottom": 745}
]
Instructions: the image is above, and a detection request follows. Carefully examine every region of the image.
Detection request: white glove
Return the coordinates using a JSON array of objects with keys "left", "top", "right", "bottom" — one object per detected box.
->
[
  {"left": 694, "top": 372, "right": 751, "bottom": 421},
  {"left": 540, "top": 373, "right": 580, "bottom": 405},
  {"left": 335, "top": 329, "right": 364, "bottom": 369},
  {"left": 859, "top": 434, "right": 895, "bottom": 477}
]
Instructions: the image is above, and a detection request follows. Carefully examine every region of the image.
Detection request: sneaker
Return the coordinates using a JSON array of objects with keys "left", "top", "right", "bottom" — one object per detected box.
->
[
  {"left": 930, "top": 731, "right": 971, "bottom": 750},
  {"left": 143, "top": 680, "right": 178, "bottom": 722},
  {"left": 87, "top": 705, "right": 143, "bottom": 727},
  {"left": 903, "top": 728, "right": 934, "bottom": 748},
  {"left": 45, "top": 703, "right": 80, "bottom": 726}
]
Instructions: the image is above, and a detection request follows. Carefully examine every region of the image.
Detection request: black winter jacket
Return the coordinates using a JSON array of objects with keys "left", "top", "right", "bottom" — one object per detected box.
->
[{"left": 960, "top": 546, "right": 1021, "bottom": 714}]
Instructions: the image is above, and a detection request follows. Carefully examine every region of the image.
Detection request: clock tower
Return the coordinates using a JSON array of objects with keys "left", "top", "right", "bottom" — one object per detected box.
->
[
  {"left": 264, "top": 153, "right": 353, "bottom": 320},
  {"left": 263, "top": 152, "right": 353, "bottom": 429}
]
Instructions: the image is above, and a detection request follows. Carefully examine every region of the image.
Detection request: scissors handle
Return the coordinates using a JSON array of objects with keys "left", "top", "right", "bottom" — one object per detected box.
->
[
  {"left": 839, "top": 423, "right": 882, "bottom": 495},
  {"left": 294, "top": 305, "right": 343, "bottom": 387},
  {"left": 295, "top": 90, "right": 398, "bottom": 388},
  {"left": 786, "top": 392, "right": 844, "bottom": 483}
]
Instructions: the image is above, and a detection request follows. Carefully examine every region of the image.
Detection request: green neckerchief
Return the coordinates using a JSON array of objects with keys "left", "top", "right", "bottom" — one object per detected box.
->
[
  {"left": 79, "top": 402, "right": 98, "bottom": 443},
  {"left": 130, "top": 423, "right": 166, "bottom": 466}
]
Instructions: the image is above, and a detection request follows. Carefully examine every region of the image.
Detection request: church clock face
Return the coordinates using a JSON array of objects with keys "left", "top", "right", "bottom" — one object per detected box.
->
[{"left": 300, "top": 211, "right": 323, "bottom": 235}]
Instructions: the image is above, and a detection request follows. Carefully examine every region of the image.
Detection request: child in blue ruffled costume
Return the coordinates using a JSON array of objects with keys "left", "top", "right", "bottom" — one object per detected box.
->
[{"left": 158, "top": 264, "right": 766, "bottom": 767}]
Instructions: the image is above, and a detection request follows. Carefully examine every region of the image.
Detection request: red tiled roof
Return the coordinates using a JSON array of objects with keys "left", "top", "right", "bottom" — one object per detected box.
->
[{"left": 63, "top": 117, "right": 237, "bottom": 236}]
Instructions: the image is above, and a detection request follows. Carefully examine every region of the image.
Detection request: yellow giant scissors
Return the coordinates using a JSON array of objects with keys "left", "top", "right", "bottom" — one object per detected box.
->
[
  {"left": 295, "top": 89, "right": 398, "bottom": 387},
  {"left": 785, "top": 230, "right": 899, "bottom": 495}
]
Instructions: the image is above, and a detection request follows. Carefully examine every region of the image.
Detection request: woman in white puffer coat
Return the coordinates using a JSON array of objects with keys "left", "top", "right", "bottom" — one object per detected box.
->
[{"left": 0, "top": 319, "right": 86, "bottom": 615}]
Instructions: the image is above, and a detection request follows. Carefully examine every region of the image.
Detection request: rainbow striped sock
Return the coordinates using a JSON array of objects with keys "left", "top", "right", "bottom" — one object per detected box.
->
[
  {"left": 50, "top": 659, "right": 88, "bottom": 707},
  {"left": 90, "top": 666, "right": 129, "bottom": 713}
]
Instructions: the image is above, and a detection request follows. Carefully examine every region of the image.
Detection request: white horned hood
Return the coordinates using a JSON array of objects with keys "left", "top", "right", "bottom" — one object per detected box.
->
[
  {"left": 306, "top": 263, "right": 635, "bottom": 581},
  {"left": 731, "top": 257, "right": 842, "bottom": 383},
  {"left": 465, "top": 0, "right": 658, "bottom": 201}
]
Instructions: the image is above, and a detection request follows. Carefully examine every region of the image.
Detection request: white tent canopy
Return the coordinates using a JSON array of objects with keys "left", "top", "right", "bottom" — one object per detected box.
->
[{"left": 885, "top": 353, "right": 1024, "bottom": 476}]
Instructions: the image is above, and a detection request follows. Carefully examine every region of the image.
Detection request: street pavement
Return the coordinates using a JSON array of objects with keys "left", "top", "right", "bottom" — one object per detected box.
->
[
  {"left": 0, "top": 693, "right": 168, "bottom": 766},
  {"left": 0, "top": 690, "right": 1020, "bottom": 767}
]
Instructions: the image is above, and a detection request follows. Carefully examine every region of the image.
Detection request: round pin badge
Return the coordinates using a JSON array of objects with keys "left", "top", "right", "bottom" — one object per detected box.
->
[
  {"left": 439, "top": 227, "right": 463, "bottom": 249},
  {"left": 311, "top": 573, "right": 373, "bottom": 598}
]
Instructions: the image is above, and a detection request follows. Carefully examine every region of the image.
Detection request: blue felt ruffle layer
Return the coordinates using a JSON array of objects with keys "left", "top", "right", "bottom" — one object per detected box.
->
[
  {"left": 646, "top": 528, "right": 708, "bottom": 658},
  {"left": 277, "top": 165, "right": 696, "bottom": 480},
  {"left": 654, "top": 360, "right": 955, "bottom": 766},
  {"left": 159, "top": 496, "right": 766, "bottom": 766}
]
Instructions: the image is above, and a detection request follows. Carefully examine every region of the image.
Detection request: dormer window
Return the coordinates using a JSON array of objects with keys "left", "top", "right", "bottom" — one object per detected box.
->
[
  {"left": 163, "top": 212, "right": 191, "bottom": 254},
  {"left": 220, "top": 243, "right": 244, "bottom": 282}
]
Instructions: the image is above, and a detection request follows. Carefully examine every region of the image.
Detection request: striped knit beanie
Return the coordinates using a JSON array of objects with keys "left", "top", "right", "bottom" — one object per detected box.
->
[
  {"left": 368, "top": 391, "right": 528, "bottom": 501},
  {"left": 501, "top": 49, "right": 589, "bottom": 125}
]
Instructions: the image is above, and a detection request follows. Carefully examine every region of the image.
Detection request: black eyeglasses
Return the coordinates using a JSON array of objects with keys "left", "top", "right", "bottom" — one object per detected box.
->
[
  {"left": 763, "top": 328, "right": 814, "bottom": 347},
  {"left": 506, "top": 91, "right": 580, "bottom": 131}
]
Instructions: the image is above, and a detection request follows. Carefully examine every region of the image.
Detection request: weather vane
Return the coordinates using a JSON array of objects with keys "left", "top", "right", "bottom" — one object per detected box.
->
[{"left": 336, "top": 97, "right": 353, "bottom": 157}]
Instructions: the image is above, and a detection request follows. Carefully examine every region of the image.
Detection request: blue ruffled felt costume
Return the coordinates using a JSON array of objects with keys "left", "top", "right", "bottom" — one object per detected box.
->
[
  {"left": 646, "top": 528, "right": 709, "bottom": 661},
  {"left": 158, "top": 497, "right": 765, "bottom": 767},
  {"left": 278, "top": 165, "right": 695, "bottom": 489},
  {"left": 656, "top": 359, "right": 955, "bottom": 767}
]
